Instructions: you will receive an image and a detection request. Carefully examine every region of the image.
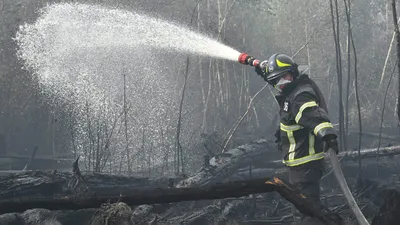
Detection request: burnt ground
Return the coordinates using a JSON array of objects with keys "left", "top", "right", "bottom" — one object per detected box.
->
[{"left": 0, "top": 134, "right": 399, "bottom": 225}]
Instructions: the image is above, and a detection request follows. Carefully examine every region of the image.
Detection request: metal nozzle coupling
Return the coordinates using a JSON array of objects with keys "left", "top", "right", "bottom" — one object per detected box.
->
[{"left": 238, "top": 53, "right": 260, "bottom": 68}]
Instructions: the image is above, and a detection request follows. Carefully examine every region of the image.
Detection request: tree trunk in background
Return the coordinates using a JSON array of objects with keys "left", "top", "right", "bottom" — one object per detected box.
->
[
  {"left": 392, "top": 0, "right": 400, "bottom": 122},
  {"left": 123, "top": 68, "right": 131, "bottom": 175}
]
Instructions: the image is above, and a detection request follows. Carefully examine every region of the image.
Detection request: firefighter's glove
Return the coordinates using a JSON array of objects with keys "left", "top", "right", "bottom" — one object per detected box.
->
[
  {"left": 255, "top": 60, "right": 268, "bottom": 81},
  {"left": 323, "top": 134, "right": 339, "bottom": 154}
]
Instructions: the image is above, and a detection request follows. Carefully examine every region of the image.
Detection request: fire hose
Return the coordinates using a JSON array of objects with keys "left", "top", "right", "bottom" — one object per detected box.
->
[
  {"left": 328, "top": 148, "right": 369, "bottom": 225},
  {"left": 238, "top": 53, "right": 370, "bottom": 225}
]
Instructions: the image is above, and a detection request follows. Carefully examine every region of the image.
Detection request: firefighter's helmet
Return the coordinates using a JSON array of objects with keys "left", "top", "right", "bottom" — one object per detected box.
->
[{"left": 264, "top": 53, "right": 299, "bottom": 86}]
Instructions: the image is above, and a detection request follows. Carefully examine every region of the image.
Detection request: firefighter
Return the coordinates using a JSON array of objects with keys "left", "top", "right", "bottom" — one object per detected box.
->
[{"left": 255, "top": 53, "right": 339, "bottom": 225}]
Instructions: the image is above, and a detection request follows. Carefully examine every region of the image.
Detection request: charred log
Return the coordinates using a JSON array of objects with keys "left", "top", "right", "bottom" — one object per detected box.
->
[
  {"left": 0, "top": 177, "right": 343, "bottom": 225},
  {"left": 177, "top": 139, "right": 276, "bottom": 187},
  {"left": 0, "top": 171, "right": 173, "bottom": 200},
  {"left": 182, "top": 140, "right": 400, "bottom": 187}
]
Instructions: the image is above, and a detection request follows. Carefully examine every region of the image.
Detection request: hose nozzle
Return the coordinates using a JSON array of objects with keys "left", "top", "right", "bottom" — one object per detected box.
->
[{"left": 238, "top": 53, "right": 260, "bottom": 68}]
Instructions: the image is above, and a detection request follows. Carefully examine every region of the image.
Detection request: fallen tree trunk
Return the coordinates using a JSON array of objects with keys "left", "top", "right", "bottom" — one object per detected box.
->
[
  {"left": 233, "top": 156, "right": 400, "bottom": 182},
  {"left": 177, "top": 139, "right": 276, "bottom": 187},
  {"left": 0, "top": 171, "right": 174, "bottom": 200},
  {"left": 338, "top": 145, "right": 400, "bottom": 159},
  {"left": 262, "top": 145, "right": 400, "bottom": 168},
  {"left": 1, "top": 143, "right": 398, "bottom": 202},
  {"left": 0, "top": 177, "right": 343, "bottom": 225},
  {"left": 182, "top": 142, "right": 400, "bottom": 186}
]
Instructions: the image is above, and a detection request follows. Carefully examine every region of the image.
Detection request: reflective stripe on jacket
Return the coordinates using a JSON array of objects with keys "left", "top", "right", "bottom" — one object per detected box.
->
[{"left": 275, "top": 74, "right": 337, "bottom": 167}]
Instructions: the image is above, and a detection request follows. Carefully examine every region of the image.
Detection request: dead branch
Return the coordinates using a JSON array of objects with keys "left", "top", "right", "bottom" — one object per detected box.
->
[{"left": 222, "top": 83, "right": 269, "bottom": 152}]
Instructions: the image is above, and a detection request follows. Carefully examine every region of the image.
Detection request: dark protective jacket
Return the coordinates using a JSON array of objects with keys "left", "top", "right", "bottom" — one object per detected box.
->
[{"left": 275, "top": 74, "right": 337, "bottom": 167}]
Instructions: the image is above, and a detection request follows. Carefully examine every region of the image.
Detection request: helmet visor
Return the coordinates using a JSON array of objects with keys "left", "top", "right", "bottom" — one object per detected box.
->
[
  {"left": 266, "top": 70, "right": 288, "bottom": 85},
  {"left": 274, "top": 77, "right": 292, "bottom": 91}
]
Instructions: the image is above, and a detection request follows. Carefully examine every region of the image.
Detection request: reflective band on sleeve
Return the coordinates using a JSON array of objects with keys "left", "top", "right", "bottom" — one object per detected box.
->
[
  {"left": 283, "top": 152, "right": 325, "bottom": 167},
  {"left": 280, "top": 123, "right": 303, "bottom": 132},
  {"left": 308, "top": 133, "right": 315, "bottom": 155},
  {"left": 295, "top": 101, "right": 318, "bottom": 123},
  {"left": 288, "top": 131, "right": 296, "bottom": 161},
  {"left": 313, "top": 122, "right": 334, "bottom": 136}
]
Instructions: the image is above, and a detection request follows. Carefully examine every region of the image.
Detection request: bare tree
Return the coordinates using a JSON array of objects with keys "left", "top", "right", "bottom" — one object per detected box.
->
[{"left": 392, "top": 0, "right": 400, "bottom": 122}]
